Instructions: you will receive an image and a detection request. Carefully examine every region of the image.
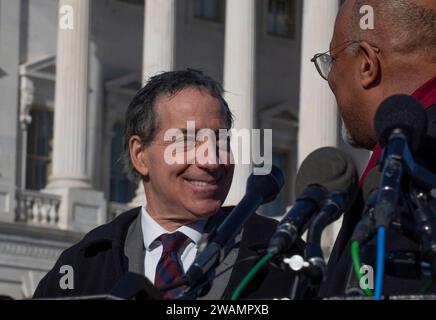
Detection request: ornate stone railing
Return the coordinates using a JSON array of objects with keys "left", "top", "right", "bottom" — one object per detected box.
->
[
  {"left": 15, "top": 190, "right": 61, "bottom": 227},
  {"left": 107, "top": 202, "right": 132, "bottom": 222},
  {"left": 14, "top": 191, "right": 134, "bottom": 227}
]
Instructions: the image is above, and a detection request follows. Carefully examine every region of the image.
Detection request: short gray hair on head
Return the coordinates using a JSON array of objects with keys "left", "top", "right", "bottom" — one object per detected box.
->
[{"left": 346, "top": 0, "right": 436, "bottom": 59}]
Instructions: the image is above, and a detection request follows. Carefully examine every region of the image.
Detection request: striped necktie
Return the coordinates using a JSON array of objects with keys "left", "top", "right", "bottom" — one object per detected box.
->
[{"left": 154, "top": 231, "right": 189, "bottom": 299}]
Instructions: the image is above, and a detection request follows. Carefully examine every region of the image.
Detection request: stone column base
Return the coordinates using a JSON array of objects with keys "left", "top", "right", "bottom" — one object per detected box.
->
[{"left": 43, "top": 188, "right": 107, "bottom": 233}]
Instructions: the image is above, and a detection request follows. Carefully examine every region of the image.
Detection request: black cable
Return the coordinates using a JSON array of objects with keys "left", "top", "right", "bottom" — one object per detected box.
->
[{"left": 176, "top": 255, "right": 262, "bottom": 299}]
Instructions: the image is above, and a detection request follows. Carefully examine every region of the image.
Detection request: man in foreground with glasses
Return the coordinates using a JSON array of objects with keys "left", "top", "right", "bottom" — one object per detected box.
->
[{"left": 312, "top": 0, "right": 436, "bottom": 297}]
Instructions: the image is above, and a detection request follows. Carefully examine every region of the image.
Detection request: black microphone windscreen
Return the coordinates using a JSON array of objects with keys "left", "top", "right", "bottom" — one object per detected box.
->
[
  {"left": 362, "top": 166, "right": 381, "bottom": 203},
  {"left": 374, "top": 94, "right": 427, "bottom": 151},
  {"left": 246, "top": 165, "right": 284, "bottom": 204},
  {"left": 295, "top": 147, "right": 359, "bottom": 203}
]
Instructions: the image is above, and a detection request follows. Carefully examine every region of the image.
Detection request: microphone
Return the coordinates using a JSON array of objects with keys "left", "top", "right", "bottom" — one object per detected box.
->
[
  {"left": 184, "top": 165, "right": 285, "bottom": 289},
  {"left": 373, "top": 94, "right": 427, "bottom": 299},
  {"left": 268, "top": 147, "right": 358, "bottom": 256},
  {"left": 375, "top": 95, "right": 427, "bottom": 152},
  {"left": 362, "top": 166, "right": 382, "bottom": 206},
  {"left": 305, "top": 150, "right": 359, "bottom": 283},
  {"left": 373, "top": 94, "right": 427, "bottom": 228},
  {"left": 351, "top": 166, "right": 381, "bottom": 244},
  {"left": 410, "top": 188, "right": 436, "bottom": 280}
]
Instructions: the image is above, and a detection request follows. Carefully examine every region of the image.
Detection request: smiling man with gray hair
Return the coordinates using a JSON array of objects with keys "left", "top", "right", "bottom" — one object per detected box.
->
[{"left": 33, "top": 69, "right": 303, "bottom": 300}]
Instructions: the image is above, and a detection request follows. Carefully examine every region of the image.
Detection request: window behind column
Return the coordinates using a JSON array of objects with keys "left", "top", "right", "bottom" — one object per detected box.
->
[
  {"left": 26, "top": 107, "right": 53, "bottom": 190},
  {"left": 193, "top": 0, "right": 225, "bottom": 23},
  {"left": 110, "top": 123, "right": 136, "bottom": 203},
  {"left": 267, "top": 0, "right": 297, "bottom": 39}
]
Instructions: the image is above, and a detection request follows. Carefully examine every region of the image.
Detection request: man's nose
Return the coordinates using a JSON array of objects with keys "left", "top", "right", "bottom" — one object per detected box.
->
[
  {"left": 195, "top": 145, "right": 221, "bottom": 171},
  {"left": 196, "top": 161, "right": 220, "bottom": 172}
]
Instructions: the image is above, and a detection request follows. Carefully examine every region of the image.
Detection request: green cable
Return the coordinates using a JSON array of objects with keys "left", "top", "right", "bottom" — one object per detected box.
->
[
  {"left": 230, "top": 252, "right": 274, "bottom": 300},
  {"left": 420, "top": 278, "right": 433, "bottom": 294},
  {"left": 351, "top": 241, "right": 373, "bottom": 297}
]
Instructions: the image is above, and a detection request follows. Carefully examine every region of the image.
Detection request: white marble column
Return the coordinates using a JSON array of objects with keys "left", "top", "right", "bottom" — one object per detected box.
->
[
  {"left": 297, "top": 0, "right": 339, "bottom": 167},
  {"left": 142, "top": 0, "right": 176, "bottom": 83},
  {"left": 87, "top": 27, "right": 104, "bottom": 191},
  {"left": 130, "top": 0, "right": 177, "bottom": 207},
  {"left": 223, "top": 0, "right": 256, "bottom": 205},
  {"left": 48, "top": 0, "right": 91, "bottom": 189},
  {"left": 0, "top": 0, "right": 21, "bottom": 223},
  {"left": 297, "top": 0, "right": 340, "bottom": 258},
  {"left": 46, "top": 0, "right": 106, "bottom": 231}
]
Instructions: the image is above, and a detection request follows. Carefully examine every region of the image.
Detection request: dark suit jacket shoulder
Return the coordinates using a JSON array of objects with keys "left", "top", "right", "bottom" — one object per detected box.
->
[
  {"left": 33, "top": 207, "right": 303, "bottom": 300},
  {"left": 33, "top": 208, "right": 139, "bottom": 298}
]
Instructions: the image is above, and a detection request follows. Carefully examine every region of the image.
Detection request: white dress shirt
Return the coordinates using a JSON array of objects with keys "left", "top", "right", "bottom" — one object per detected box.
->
[{"left": 141, "top": 206, "right": 207, "bottom": 283}]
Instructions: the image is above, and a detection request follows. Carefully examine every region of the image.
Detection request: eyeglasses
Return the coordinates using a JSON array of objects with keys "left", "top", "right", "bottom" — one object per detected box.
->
[{"left": 311, "top": 40, "right": 380, "bottom": 81}]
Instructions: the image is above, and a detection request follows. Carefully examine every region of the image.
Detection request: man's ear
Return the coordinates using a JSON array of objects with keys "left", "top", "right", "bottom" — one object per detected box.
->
[
  {"left": 129, "top": 135, "right": 149, "bottom": 177},
  {"left": 358, "top": 41, "right": 381, "bottom": 89}
]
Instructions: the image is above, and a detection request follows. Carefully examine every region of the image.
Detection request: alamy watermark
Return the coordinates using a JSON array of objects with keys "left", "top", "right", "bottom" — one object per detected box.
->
[
  {"left": 59, "top": 265, "right": 74, "bottom": 290},
  {"left": 59, "top": 5, "right": 74, "bottom": 30},
  {"left": 360, "top": 5, "right": 374, "bottom": 30},
  {"left": 163, "top": 121, "right": 273, "bottom": 175},
  {"left": 359, "top": 265, "right": 374, "bottom": 290}
]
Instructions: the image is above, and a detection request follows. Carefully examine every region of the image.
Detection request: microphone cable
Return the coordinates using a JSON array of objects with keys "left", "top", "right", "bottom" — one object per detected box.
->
[
  {"left": 374, "top": 226, "right": 387, "bottom": 300},
  {"left": 420, "top": 278, "right": 433, "bottom": 294},
  {"left": 173, "top": 254, "right": 265, "bottom": 299},
  {"left": 350, "top": 241, "right": 373, "bottom": 297},
  {"left": 230, "top": 252, "right": 274, "bottom": 300}
]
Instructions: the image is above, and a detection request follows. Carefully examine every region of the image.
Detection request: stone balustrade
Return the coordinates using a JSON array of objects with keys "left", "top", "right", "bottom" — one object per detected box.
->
[{"left": 15, "top": 190, "right": 61, "bottom": 227}]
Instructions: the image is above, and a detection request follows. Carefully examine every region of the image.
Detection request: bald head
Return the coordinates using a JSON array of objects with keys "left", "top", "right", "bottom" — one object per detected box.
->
[
  {"left": 338, "top": 0, "right": 436, "bottom": 61},
  {"left": 327, "top": 0, "right": 436, "bottom": 151}
]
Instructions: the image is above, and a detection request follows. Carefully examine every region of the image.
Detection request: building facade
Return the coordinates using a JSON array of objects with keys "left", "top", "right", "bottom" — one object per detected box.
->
[{"left": 0, "top": 0, "right": 370, "bottom": 299}]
